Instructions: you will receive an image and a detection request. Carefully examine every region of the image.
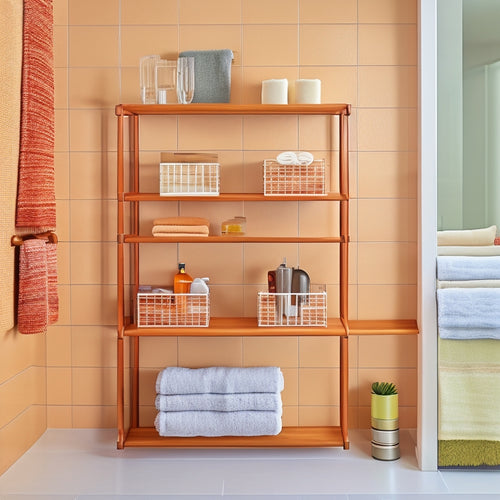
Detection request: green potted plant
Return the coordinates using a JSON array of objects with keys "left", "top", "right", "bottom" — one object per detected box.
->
[{"left": 371, "top": 381, "right": 398, "bottom": 425}]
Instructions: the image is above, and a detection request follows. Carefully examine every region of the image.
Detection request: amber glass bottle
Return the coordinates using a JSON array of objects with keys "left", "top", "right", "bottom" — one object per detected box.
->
[{"left": 174, "top": 263, "right": 193, "bottom": 294}]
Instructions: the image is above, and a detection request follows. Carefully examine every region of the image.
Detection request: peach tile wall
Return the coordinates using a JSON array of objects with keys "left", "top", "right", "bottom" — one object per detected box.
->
[{"left": 45, "top": 0, "right": 418, "bottom": 435}]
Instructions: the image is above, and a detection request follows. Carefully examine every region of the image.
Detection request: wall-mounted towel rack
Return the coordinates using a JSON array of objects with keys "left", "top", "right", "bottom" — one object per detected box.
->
[{"left": 11, "top": 231, "right": 58, "bottom": 246}]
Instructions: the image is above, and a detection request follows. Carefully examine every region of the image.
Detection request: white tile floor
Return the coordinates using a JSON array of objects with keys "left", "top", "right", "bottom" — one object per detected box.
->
[{"left": 0, "top": 429, "right": 499, "bottom": 499}]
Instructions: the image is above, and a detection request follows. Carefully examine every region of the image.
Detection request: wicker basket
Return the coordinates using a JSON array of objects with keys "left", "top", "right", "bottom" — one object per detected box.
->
[
  {"left": 160, "top": 162, "right": 220, "bottom": 196},
  {"left": 263, "top": 159, "right": 326, "bottom": 195},
  {"left": 137, "top": 293, "right": 209, "bottom": 327}
]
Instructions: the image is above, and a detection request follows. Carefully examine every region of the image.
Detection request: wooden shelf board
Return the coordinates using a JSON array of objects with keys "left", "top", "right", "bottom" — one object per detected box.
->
[
  {"left": 123, "top": 426, "right": 347, "bottom": 448},
  {"left": 124, "top": 192, "right": 347, "bottom": 202},
  {"left": 116, "top": 103, "right": 351, "bottom": 117},
  {"left": 124, "top": 235, "right": 343, "bottom": 244},
  {"left": 124, "top": 317, "right": 347, "bottom": 337},
  {"left": 349, "top": 319, "right": 419, "bottom": 335}
]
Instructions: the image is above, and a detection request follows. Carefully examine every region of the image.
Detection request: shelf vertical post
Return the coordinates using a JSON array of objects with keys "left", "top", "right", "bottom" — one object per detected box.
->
[
  {"left": 116, "top": 108, "right": 125, "bottom": 448},
  {"left": 340, "top": 335, "right": 349, "bottom": 449}
]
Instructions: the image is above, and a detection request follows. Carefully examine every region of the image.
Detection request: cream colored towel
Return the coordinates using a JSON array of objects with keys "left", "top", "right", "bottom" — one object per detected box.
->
[
  {"left": 439, "top": 338, "right": 500, "bottom": 441},
  {"left": 153, "top": 232, "right": 209, "bottom": 238},
  {"left": 437, "top": 245, "right": 500, "bottom": 256},
  {"left": 437, "top": 225, "right": 497, "bottom": 246},
  {"left": 0, "top": 0, "right": 23, "bottom": 331},
  {"left": 153, "top": 217, "right": 209, "bottom": 227},
  {"left": 437, "top": 279, "right": 500, "bottom": 289}
]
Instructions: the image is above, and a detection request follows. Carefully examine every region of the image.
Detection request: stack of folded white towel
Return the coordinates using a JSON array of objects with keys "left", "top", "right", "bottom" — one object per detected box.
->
[
  {"left": 154, "top": 366, "right": 284, "bottom": 437},
  {"left": 436, "top": 225, "right": 500, "bottom": 340}
]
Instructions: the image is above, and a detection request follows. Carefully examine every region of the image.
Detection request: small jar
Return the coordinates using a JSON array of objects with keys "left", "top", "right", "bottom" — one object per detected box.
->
[{"left": 221, "top": 216, "right": 246, "bottom": 235}]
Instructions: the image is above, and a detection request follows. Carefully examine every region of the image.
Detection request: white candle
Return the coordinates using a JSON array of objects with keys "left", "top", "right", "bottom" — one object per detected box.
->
[
  {"left": 295, "top": 79, "right": 321, "bottom": 104},
  {"left": 261, "top": 79, "right": 288, "bottom": 104}
]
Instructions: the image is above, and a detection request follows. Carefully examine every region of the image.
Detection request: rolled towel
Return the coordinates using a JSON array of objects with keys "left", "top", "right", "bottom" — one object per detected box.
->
[
  {"left": 276, "top": 151, "right": 314, "bottom": 166},
  {"left": 155, "top": 392, "right": 282, "bottom": 412},
  {"left": 154, "top": 410, "right": 282, "bottom": 437},
  {"left": 155, "top": 366, "right": 284, "bottom": 395},
  {"left": 436, "top": 256, "right": 500, "bottom": 281},
  {"left": 437, "top": 225, "right": 497, "bottom": 246},
  {"left": 437, "top": 287, "right": 500, "bottom": 331}
]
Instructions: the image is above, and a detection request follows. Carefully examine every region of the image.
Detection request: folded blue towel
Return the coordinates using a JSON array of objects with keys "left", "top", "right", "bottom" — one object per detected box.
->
[
  {"left": 437, "top": 256, "right": 500, "bottom": 281},
  {"left": 437, "top": 288, "right": 500, "bottom": 339},
  {"left": 154, "top": 410, "right": 282, "bottom": 437},
  {"left": 156, "top": 366, "right": 284, "bottom": 395},
  {"left": 155, "top": 392, "right": 282, "bottom": 412},
  {"left": 179, "top": 49, "right": 233, "bottom": 103}
]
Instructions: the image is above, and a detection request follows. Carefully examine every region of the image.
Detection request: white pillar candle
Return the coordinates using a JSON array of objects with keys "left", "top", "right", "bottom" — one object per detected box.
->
[
  {"left": 295, "top": 79, "right": 321, "bottom": 104},
  {"left": 261, "top": 79, "right": 288, "bottom": 104}
]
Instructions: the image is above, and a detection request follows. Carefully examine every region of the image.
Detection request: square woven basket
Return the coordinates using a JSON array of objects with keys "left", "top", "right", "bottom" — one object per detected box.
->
[
  {"left": 263, "top": 159, "right": 326, "bottom": 195},
  {"left": 257, "top": 290, "right": 327, "bottom": 327},
  {"left": 159, "top": 162, "right": 220, "bottom": 196},
  {"left": 137, "top": 293, "right": 210, "bottom": 327}
]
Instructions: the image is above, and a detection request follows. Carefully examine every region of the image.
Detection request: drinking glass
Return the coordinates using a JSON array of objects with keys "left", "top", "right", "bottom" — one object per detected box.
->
[
  {"left": 140, "top": 55, "right": 160, "bottom": 104},
  {"left": 177, "top": 57, "right": 195, "bottom": 104},
  {"left": 155, "top": 59, "right": 177, "bottom": 104}
]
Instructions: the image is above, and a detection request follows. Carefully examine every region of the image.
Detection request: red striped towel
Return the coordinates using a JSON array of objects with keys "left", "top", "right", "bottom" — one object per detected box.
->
[
  {"left": 17, "top": 238, "right": 58, "bottom": 334},
  {"left": 16, "top": 0, "right": 56, "bottom": 232}
]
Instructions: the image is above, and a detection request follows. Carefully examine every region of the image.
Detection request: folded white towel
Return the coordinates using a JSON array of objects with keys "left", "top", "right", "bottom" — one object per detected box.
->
[
  {"left": 437, "top": 288, "right": 500, "bottom": 338},
  {"left": 155, "top": 392, "right": 282, "bottom": 412},
  {"left": 276, "top": 151, "right": 314, "bottom": 166},
  {"left": 155, "top": 366, "right": 285, "bottom": 395},
  {"left": 436, "top": 256, "right": 500, "bottom": 281},
  {"left": 154, "top": 410, "right": 282, "bottom": 437}
]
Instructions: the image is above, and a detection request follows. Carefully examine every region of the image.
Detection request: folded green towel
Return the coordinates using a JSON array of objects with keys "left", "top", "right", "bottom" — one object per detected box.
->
[{"left": 179, "top": 49, "right": 233, "bottom": 103}]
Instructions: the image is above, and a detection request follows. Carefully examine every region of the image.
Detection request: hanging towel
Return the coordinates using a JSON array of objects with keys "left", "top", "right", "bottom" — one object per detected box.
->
[
  {"left": 156, "top": 366, "right": 284, "bottom": 395},
  {"left": 439, "top": 365, "right": 500, "bottom": 441},
  {"left": 437, "top": 225, "right": 497, "bottom": 247},
  {"left": 46, "top": 241, "right": 58, "bottom": 324},
  {"left": 179, "top": 50, "right": 233, "bottom": 103},
  {"left": 154, "top": 410, "right": 282, "bottom": 437},
  {"left": 0, "top": 0, "right": 23, "bottom": 331},
  {"left": 16, "top": 0, "right": 56, "bottom": 233},
  {"left": 18, "top": 239, "right": 48, "bottom": 334},
  {"left": 436, "top": 256, "right": 500, "bottom": 281},
  {"left": 155, "top": 392, "right": 282, "bottom": 412}
]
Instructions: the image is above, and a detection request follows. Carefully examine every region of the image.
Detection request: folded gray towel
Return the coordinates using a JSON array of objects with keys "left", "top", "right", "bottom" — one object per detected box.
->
[
  {"left": 155, "top": 366, "right": 284, "bottom": 395},
  {"left": 154, "top": 410, "right": 282, "bottom": 437},
  {"left": 179, "top": 49, "right": 233, "bottom": 103},
  {"left": 155, "top": 392, "right": 283, "bottom": 412}
]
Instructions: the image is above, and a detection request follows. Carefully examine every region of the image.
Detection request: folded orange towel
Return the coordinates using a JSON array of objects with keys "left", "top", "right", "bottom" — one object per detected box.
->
[
  {"left": 153, "top": 216, "right": 209, "bottom": 227},
  {"left": 152, "top": 225, "right": 209, "bottom": 235},
  {"left": 153, "top": 232, "right": 209, "bottom": 238}
]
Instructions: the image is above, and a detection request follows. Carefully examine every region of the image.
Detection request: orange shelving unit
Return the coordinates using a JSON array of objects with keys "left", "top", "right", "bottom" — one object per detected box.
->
[{"left": 115, "top": 103, "right": 417, "bottom": 451}]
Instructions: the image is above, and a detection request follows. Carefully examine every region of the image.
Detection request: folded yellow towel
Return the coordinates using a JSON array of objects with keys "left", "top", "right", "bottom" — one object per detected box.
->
[
  {"left": 437, "top": 245, "right": 500, "bottom": 256},
  {"left": 153, "top": 216, "right": 209, "bottom": 227},
  {"left": 437, "top": 225, "right": 497, "bottom": 246}
]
